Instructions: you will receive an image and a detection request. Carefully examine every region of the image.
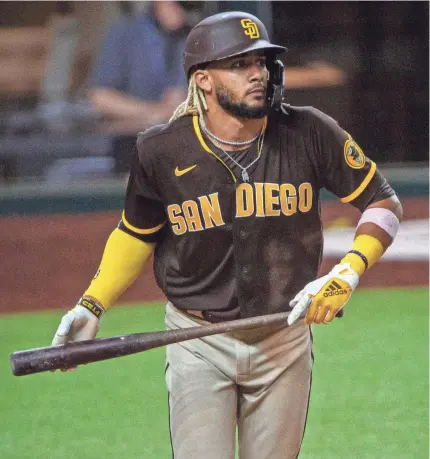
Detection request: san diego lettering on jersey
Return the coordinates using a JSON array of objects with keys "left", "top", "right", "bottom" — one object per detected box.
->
[{"left": 167, "top": 182, "right": 314, "bottom": 235}]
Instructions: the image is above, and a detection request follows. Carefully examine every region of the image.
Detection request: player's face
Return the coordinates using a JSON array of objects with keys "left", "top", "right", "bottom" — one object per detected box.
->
[{"left": 207, "top": 52, "right": 268, "bottom": 119}]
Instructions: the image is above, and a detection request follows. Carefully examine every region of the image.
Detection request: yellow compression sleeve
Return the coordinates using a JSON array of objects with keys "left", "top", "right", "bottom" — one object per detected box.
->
[
  {"left": 83, "top": 228, "right": 155, "bottom": 310},
  {"left": 341, "top": 234, "right": 384, "bottom": 276}
]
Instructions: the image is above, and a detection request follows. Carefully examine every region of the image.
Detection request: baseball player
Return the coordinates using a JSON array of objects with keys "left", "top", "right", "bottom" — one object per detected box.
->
[{"left": 52, "top": 11, "right": 403, "bottom": 459}]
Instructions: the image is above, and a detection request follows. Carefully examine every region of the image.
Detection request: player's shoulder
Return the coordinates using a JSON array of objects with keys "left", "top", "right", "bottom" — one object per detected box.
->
[
  {"left": 136, "top": 116, "right": 193, "bottom": 157},
  {"left": 276, "top": 103, "right": 340, "bottom": 129}
]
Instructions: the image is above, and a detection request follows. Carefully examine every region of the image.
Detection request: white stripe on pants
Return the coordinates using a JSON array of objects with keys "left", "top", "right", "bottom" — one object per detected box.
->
[{"left": 165, "top": 303, "right": 313, "bottom": 459}]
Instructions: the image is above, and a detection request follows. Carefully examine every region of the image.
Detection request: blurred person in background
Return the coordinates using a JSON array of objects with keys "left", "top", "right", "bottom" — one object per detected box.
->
[{"left": 88, "top": 1, "right": 202, "bottom": 173}]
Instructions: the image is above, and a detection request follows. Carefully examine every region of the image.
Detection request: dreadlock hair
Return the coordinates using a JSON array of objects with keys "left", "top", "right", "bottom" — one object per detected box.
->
[{"left": 169, "top": 71, "right": 208, "bottom": 123}]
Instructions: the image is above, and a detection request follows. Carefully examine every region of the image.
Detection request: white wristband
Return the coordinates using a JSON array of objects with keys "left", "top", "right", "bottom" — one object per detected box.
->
[{"left": 357, "top": 208, "right": 400, "bottom": 238}]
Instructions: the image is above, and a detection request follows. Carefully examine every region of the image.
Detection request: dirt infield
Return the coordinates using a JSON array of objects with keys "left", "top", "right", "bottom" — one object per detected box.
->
[{"left": 0, "top": 198, "right": 427, "bottom": 314}]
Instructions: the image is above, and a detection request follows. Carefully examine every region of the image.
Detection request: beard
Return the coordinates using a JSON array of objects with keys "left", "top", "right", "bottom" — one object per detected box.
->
[{"left": 215, "top": 84, "right": 267, "bottom": 119}]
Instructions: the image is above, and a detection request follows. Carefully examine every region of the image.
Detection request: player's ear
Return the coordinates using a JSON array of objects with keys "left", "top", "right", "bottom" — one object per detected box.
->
[{"left": 194, "top": 70, "right": 212, "bottom": 94}]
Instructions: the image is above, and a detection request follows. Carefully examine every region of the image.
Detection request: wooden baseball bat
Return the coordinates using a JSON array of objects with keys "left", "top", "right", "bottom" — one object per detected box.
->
[{"left": 10, "top": 311, "right": 290, "bottom": 376}]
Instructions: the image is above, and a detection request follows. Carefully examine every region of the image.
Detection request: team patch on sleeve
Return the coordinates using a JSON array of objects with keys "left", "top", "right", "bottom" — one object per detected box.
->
[{"left": 344, "top": 136, "right": 365, "bottom": 169}]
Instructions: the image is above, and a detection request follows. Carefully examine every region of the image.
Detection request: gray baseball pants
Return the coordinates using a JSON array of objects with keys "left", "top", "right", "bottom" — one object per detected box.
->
[{"left": 165, "top": 302, "right": 313, "bottom": 459}]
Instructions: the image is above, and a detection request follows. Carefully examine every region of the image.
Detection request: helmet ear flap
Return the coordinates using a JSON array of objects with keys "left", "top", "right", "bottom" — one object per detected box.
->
[{"left": 266, "top": 59, "right": 285, "bottom": 110}]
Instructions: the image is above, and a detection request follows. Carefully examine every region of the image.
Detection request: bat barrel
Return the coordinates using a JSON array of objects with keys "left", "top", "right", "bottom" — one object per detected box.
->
[{"left": 10, "top": 336, "right": 132, "bottom": 376}]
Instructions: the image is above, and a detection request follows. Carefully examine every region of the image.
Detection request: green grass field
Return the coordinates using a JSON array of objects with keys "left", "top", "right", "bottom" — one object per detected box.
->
[{"left": 1, "top": 288, "right": 428, "bottom": 459}]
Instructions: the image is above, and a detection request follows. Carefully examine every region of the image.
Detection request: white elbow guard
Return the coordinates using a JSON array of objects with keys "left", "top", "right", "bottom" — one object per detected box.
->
[{"left": 357, "top": 208, "right": 400, "bottom": 238}]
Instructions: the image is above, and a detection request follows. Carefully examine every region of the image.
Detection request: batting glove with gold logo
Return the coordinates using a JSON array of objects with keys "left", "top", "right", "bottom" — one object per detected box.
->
[{"left": 288, "top": 263, "right": 360, "bottom": 325}]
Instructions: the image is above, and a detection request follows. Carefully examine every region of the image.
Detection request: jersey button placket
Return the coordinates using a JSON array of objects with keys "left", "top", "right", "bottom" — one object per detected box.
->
[
  {"left": 233, "top": 220, "right": 253, "bottom": 316},
  {"left": 242, "top": 265, "right": 250, "bottom": 276}
]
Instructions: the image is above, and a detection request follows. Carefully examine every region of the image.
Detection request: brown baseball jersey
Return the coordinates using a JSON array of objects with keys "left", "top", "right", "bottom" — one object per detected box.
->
[{"left": 120, "top": 104, "right": 394, "bottom": 322}]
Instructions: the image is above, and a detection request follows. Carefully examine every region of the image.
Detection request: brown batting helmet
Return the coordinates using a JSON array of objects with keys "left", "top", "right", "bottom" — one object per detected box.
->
[{"left": 183, "top": 11, "right": 287, "bottom": 77}]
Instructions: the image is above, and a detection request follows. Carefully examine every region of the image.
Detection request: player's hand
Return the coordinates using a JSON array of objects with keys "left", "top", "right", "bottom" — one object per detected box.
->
[
  {"left": 52, "top": 302, "right": 103, "bottom": 371},
  {"left": 288, "top": 263, "right": 360, "bottom": 325},
  {"left": 52, "top": 305, "right": 101, "bottom": 346}
]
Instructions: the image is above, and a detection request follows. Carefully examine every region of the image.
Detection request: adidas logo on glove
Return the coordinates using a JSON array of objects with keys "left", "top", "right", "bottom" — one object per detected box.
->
[{"left": 323, "top": 281, "right": 347, "bottom": 297}]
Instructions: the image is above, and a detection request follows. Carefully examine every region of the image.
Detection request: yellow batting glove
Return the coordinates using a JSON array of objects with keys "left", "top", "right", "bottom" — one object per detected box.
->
[{"left": 288, "top": 263, "right": 360, "bottom": 325}]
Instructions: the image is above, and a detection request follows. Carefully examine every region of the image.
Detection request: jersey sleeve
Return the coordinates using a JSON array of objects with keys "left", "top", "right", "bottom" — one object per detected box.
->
[
  {"left": 121, "top": 148, "right": 166, "bottom": 243},
  {"left": 312, "top": 109, "right": 392, "bottom": 211}
]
